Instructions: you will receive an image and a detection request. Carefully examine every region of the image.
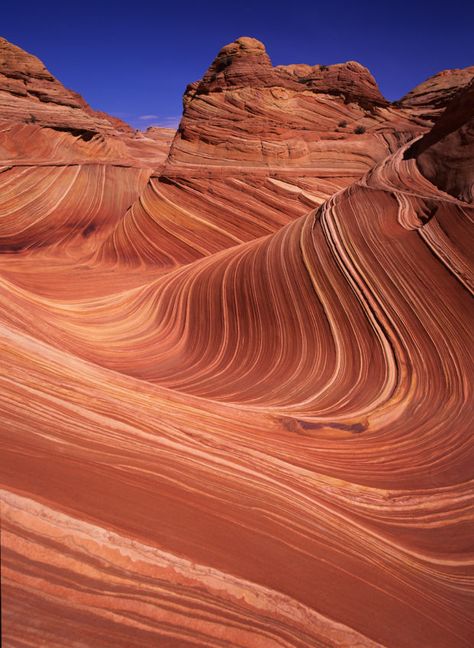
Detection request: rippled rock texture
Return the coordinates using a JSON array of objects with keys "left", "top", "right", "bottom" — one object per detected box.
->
[
  {"left": 0, "top": 38, "right": 174, "bottom": 257},
  {"left": 100, "top": 37, "right": 438, "bottom": 269},
  {"left": 1, "top": 36, "right": 473, "bottom": 648}
]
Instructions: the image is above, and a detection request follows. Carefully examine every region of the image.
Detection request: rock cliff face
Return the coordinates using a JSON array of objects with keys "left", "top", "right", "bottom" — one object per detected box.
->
[
  {"left": 191, "top": 36, "right": 386, "bottom": 104},
  {"left": 101, "top": 37, "right": 433, "bottom": 269},
  {"left": 0, "top": 35, "right": 175, "bottom": 167},
  {"left": 1, "top": 35, "right": 473, "bottom": 648}
]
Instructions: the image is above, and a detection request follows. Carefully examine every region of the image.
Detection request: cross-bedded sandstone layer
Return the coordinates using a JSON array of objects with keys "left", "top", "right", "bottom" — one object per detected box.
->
[
  {"left": 0, "top": 38, "right": 175, "bottom": 258},
  {"left": 96, "top": 37, "right": 435, "bottom": 268},
  {"left": 0, "top": 36, "right": 473, "bottom": 648}
]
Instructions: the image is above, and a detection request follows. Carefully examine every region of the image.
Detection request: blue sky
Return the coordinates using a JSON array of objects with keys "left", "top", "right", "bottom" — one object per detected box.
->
[{"left": 3, "top": 0, "right": 473, "bottom": 129}]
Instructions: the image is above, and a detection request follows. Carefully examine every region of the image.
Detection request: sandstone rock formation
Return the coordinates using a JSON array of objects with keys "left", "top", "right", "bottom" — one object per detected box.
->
[
  {"left": 170, "top": 36, "right": 420, "bottom": 168},
  {"left": 99, "top": 37, "right": 435, "bottom": 269},
  {"left": 406, "top": 79, "right": 474, "bottom": 202},
  {"left": 0, "top": 36, "right": 130, "bottom": 136},
  {"left": 399, "top": 64, "right": 474, "bottom": 120},
  {"left": 1, "top": 35, "right": 473, "bottom": 648},
  {"left": 0, "top": 37, "right": 175, "bottom": 256},
  {"left": 0, "top": 35, "right": 175, "bottom": 166}
]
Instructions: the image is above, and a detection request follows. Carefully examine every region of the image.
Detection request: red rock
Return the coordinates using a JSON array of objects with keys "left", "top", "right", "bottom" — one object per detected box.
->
[
  {"left": 398, "top": 64, "right": 474, "bottom": 120},
  {"left": 0, "top": 38, "right": 175, "bottom": 253},
  {"left": 194, "top": 37, "right": 387, "bottom": 106},
  {"left": 102, "top": 37, "right": 431, "bottom": 268},
  {"left": 406, "top": 80, "right": 474, "bottom": 202},
  {"left": 0, "top": 36, "right": 128, "bottom": 135},
  {"left": 0, "top": 36, "right": 174, "bottom": 167},
  {"left": 0, "top": 34, "right": 473, "bottom": 648},
  {"left": 170, "top": 37, "right": 417, "bottom": 169}
]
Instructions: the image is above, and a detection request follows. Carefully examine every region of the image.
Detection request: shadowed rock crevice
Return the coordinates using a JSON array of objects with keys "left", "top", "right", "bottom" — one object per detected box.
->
[
  {"left": 49, "top": 126, "right": 98, "bottom": 141},
  {"left": 405, "top": 80, "right": 474, "bottom": 202}
]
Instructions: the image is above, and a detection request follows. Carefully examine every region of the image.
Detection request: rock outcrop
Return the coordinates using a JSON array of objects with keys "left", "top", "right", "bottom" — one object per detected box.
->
[
  {"left": 406, "top": 80, "right": 474, "bottom": 202},
  {"left": 0, "top": 37, "right": 175, "bottom": 255},
  {"left": 398, "top": 64, "right": 474, "bottom": 120},
  {"left": 0, "top": 35, "right": 174, "bottom": 167},
  {"left": 1, "top": 34, "right": 473, "bottom": 648},
  {"left": 100, "top": 37, "right": 432, "bottom": 268},
  {"left": 169, "top": 36, "right": 420, "bottom": 168},
  {"left": 0, "top": 36, "right": 130, "bottom": 136}
]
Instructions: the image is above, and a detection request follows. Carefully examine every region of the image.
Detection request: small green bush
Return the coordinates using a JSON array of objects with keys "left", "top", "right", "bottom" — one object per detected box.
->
[
  {"left": 354, "top": 125, "right": 366, "bottom": 134},
  {"left": 320, "top": 64, "right": 329, "bottom": 72},
  {"left": 338, "top": 120, "right": 347, "bottom": 128}
]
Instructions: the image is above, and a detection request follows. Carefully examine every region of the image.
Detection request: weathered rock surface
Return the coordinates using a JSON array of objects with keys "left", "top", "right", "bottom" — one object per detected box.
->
[
  {"left": 101, "top": 37, "right": 433, "bottom": 268},
  {"left": 398, "top": 64, "right": 474, "bottom": 120},
  {"left": 0, "top": 36, "right": 174, "bottom": 167},
  {"left": 0, "top": 36, "right": 130, "bottom": 136},
  {"left": 170, "top": 36, "right": 421, "bottom": 168},
  {"left": 1, "top": 34, "right": 473, "bottom": 648},
  {"left": 0, "top": 38, "right": 175, "bottom": 256},
  {"left": 406, "top": 80, "right": 474, "bottom": 202}
]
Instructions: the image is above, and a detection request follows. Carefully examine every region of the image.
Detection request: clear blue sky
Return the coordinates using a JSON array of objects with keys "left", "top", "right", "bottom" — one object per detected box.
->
[{"left": 3, "top": 0, "right": 473, "bottom": 129}]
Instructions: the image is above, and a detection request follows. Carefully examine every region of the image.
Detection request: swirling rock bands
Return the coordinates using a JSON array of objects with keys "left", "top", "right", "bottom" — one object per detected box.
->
[
  {"left": 1, "top": 36, "right": 473, "bottom": 648},
  {"left": 1, "top": 142, "right": 473, "bottom": 646}
]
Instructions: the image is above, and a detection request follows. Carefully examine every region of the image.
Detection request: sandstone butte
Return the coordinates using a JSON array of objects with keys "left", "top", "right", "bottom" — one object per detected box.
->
[{"left": 0, "top": 33, "right": 473, "bottom": 648}]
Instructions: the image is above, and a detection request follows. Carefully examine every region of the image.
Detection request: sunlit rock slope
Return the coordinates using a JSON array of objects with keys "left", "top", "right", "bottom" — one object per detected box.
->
[{"left": 1, "top": 35, "right": 473, "bottom": 648}]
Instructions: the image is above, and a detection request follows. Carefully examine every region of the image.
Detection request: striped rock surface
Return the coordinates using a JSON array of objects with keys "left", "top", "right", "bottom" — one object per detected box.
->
[
  {"left": 1, "top": 36, "right": 473, "bottom": 648},
  {"left": 398, "top": 64, "right": 474, "bottom": 120},
  {"left": 0, "top": 38, "right": 175, "bottom": 256},
  {"left": 98, "top": 37, "right": 438, "bottom": 268}
]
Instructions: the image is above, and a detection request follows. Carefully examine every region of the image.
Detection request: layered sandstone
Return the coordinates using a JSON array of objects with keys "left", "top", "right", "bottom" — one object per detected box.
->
[
  {"left": 399, "top": 64, "right": 474, "bottom": 120},
  {"left": 169, "top": 36, "right": 421, "bottom": 168},
  {"left": 0, "top": 36, "right": 129, "bottom": 136},
  {"left": 406, "top": 80, "right": 474, "bottom": 202},
  {"left": 1, "top": 34, "right": 473, "bottom": 648},
  {"left": 102, "top": 37, "right": 432, "bottom": 268},
  {"left": 2, "top": 124, "right": 473, "bottom": 647},
  {"left": 0, "top": 38, "right": 175, "bottom": 255},
  {"left": 0, "top": 36, "right": 174, "bottom": 167}
]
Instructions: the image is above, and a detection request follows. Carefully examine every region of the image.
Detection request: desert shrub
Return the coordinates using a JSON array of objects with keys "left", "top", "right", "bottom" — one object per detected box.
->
[
  {"left": 354, "top": 125, "right": 366, "bottom": 134},
  {"left": 320, "top": 64, "right": 329, "bottom": 71},
  {"left": 338, "top": 120, "right": 347, "bottom": 128}
]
